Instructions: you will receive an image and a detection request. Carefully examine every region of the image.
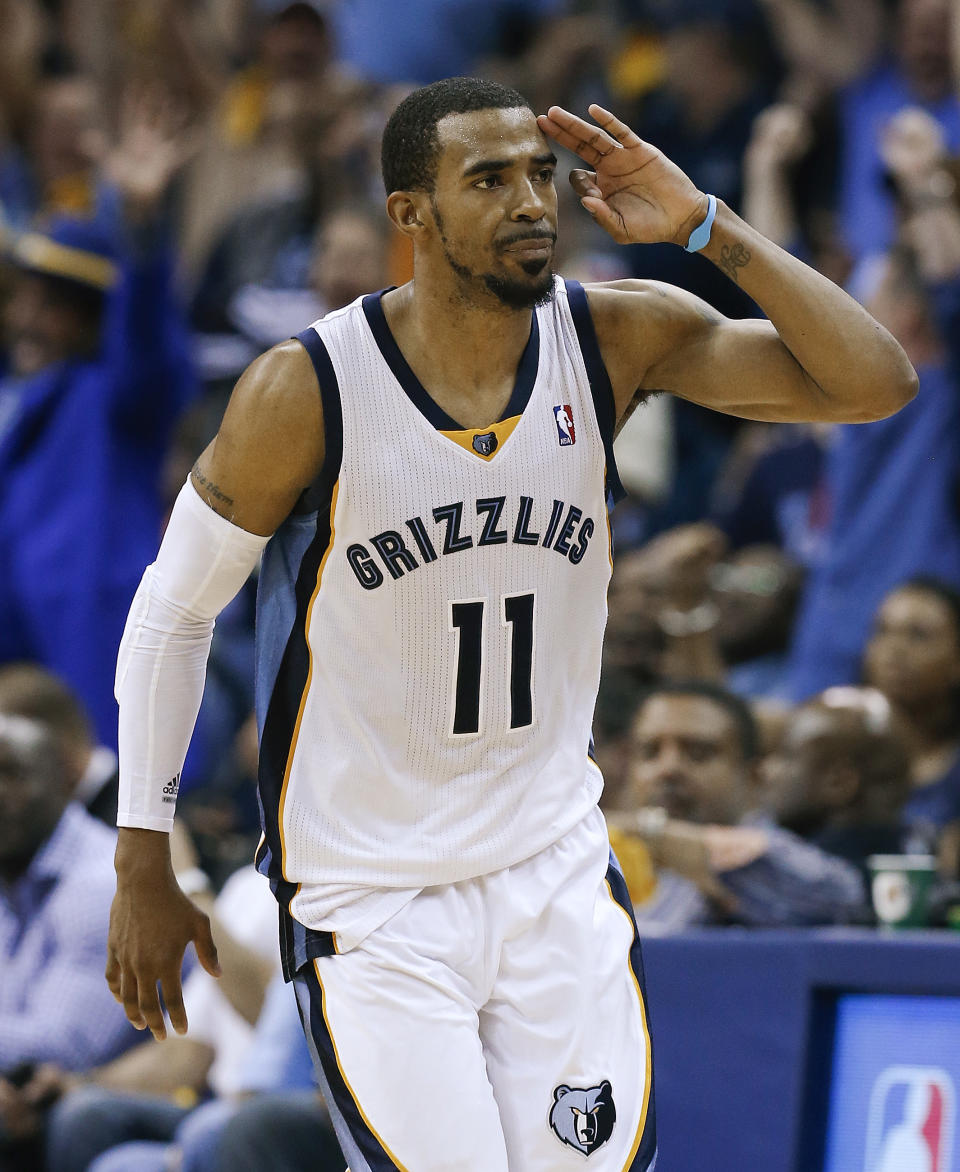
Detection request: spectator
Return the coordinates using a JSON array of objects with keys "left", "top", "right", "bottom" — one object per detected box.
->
[
  {"left": 177, "top": 1, "right": 362, "bottom": 282},
  {"left": 0, "top": 713, "right": 139, "bottom": 1170},
  {"left": 610, "top": 682, "right": 867, "bottom": 931},
  {"left": 863, "top": 577, "right": 960, "bottom": 872},
  {"left": 0, "top": 662, "right": 118, "bottom": 825},
  {"left": 0, "top": 86, "right": 198, "bottom": 746},
  {"left": 762, "top": 686, "right": 913, "bottom": 883},
  {"left": 785, "top": 112, "right": 960, "bottom": 695},
  {"left": 837, "top": 0, "right": 960, "bottom": 261}
]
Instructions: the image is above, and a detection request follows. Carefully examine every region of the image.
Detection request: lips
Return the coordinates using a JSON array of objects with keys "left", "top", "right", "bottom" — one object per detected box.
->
[{"left": 500, "top": 236, "right": 555, "bottom": 255}]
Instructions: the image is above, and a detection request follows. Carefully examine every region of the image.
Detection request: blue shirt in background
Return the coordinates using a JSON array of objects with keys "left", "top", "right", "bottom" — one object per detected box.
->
[
  {"left": 787, "top": 357, "right": 960, "bottom": 698},
  {"left": 0, "top": 803, "right": 141, "bottom": 1072}
]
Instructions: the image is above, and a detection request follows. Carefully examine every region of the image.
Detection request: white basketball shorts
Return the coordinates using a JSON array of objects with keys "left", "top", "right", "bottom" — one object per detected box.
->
[{"left": 291, "top": 806, "right": 657, "bottom": 1171}]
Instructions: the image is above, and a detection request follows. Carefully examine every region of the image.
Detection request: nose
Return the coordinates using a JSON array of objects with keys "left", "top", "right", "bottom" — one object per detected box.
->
[{"left": 511, "top": 177, "right": 548, "bottom": 222}]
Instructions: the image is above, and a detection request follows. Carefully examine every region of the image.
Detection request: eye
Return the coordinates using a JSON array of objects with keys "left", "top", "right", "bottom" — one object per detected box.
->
[
  {"left": 535, "top": 168, "right": 555, "bottom": 183},
  {"left": 474, "top": 174, "right": 502, "bottom": 189}
]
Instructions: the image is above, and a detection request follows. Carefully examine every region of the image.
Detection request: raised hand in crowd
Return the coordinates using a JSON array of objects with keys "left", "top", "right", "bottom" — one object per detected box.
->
[
  {"left": 102, "top": 83, "right": 198, "bottom": 225},
  {"left": 743, "top": 103, "right": 813, "bottom": 247},
  {"left": 882, "top": 106, "right": 960, "bottom": 282}
]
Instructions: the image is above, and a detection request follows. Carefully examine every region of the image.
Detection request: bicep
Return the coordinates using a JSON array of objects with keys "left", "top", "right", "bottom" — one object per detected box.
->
[{"left": 191, "top": 340, "right": 326, "bottom": 536}]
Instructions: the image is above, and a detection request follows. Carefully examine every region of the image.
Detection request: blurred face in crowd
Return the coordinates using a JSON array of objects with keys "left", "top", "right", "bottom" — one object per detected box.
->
[
  {"left": 0, "top": 716, "right": 69, "bottom": 881},
  {"left": 311, "top": 210, "right": 387, "bottom": 310},
  {"left": 763, "top": 696, "right": 911, "bottom": 835},
  {"left": 864, "top": 585, "right": 960, "bottom": 711},
  {"left": 4, "top": 273, "right": 102, "bottom": 376},
  {"left": 31, "top": 77, "right": 104, "bottom": 189},
  {"left": 897, "top": 0, "right": 952, "bottom": 100},
  {"left": 763, "top": 704, "right": 853, "bottom": 836},
  {"left": 630, "top": 693, "right": 754, "bottom": 824},
  {"left": 420, "top": 108, "right": 558, "bottom": 310},
  {"left": 261, "top": 5, "right": 331, "bottom": 81}
]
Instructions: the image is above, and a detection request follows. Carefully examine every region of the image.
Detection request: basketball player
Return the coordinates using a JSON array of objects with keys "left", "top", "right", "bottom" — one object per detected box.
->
[{"left": 106, "top": 78, "right": 915, "bottom": 1171}]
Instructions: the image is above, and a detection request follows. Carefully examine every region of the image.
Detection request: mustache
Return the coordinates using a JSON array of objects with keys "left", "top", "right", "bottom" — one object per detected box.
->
[{"left": 497, "top": 230, "right": 557, "bottom": 249}]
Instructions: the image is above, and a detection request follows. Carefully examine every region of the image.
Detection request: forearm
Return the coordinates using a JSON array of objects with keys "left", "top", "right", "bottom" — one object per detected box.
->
[
  {"left": 700, "top": 201, "right": 917, "bottom": 419},
  {"left": 742, "top": 158, "right": 799, "bottom": 250},
  {"left": 115, "top": 481, "right": 267, "bottom": 830},
  {"left": 719, "top": 828, "right": 867, "bottom": 926}
]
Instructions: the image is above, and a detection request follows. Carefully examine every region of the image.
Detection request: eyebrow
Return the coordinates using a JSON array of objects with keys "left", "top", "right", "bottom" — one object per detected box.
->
[{"left": 461, "top": 152, "right": 557, "bottom": 179}]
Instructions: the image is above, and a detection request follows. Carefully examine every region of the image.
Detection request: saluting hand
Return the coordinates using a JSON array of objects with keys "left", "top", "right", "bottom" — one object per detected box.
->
[{"left": 537, "top": 104, "right": 708, "bottom": 248}]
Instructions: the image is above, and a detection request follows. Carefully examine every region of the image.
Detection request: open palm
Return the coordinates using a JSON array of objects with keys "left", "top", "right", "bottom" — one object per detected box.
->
[{"left": 537, "top": 104, "right": 708, "bottom": 247}]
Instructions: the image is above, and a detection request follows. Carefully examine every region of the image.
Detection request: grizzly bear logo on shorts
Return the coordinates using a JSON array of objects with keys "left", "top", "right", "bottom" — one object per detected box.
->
[{"left": 549, "top": 1080, "right": 616, "bottom": 1155}]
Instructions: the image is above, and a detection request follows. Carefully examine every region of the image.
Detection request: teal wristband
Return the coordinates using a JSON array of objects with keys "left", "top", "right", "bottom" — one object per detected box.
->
[{"left": 684, "top": 194, "right": 717, "bottom": 253}]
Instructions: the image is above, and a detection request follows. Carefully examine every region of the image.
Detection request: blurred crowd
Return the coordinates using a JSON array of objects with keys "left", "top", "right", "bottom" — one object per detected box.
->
[{"left": 2, "top": 0, "right": 960, "bottom": 1168}]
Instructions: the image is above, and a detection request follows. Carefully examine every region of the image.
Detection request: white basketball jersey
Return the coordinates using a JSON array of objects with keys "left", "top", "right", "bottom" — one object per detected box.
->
[{"left": 254, "top": 276, "right": 624, "bottom": 947}]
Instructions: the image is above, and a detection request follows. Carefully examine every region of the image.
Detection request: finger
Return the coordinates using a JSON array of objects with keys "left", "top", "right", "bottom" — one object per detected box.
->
[
  {"left": 580, "top": 195, "right": 629, "bottom": 242},
  {"left": 137, "top": 977, "right": 168, "bottom": 1042},
  {"left": 193, "top": 914, "right": 222, "bottom": 979},
  {"left": 119, "top": 967, "right": 146, "bottom": 1030},
  {"left": 160, "top": 970, "right": 188, "bottom": 1036},
  {"left": 537, "top": 109, "right": 619, "bottom": 167},
  {"left": 586, "top": 104, "right": 645, "bottom": 150},
  {"left": 568, "top": 169, "right": 601, "bottom": 199},
  {"left": 105, "top": 949, "right": 122, "bottom": 1002}
]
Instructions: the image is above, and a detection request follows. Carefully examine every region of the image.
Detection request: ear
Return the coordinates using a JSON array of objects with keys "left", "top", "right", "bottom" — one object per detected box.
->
[
  {"left": 386, "top": 191, "right": 428, "bottom": 239},
  {"left": 554, "top": 1085, "right": 571, "bottom": 1101},
  {"left": 598, "top": 1080, "right": 612, "bottom": 1096}
]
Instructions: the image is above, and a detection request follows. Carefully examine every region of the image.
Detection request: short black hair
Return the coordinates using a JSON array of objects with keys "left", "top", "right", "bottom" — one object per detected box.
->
[
  {"left": 633, "top": 681, "right": 761, "bottom": 763},
  {"left": 381, "top": 76, "right": 533, "bottom": 195},
  {"left": 897, "top": 575, "right": 960, "bottom": 642}
]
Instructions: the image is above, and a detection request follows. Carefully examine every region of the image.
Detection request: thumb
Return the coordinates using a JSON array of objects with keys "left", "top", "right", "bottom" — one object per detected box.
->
[{"left": 193, "top": 914, "right": 221, "bottom": 978}]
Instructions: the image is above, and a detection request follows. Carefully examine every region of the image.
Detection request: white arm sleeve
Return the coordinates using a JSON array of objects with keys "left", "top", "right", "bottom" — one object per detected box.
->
[{"left": 115, "top": 480, "right": 270, "bottom": 831}]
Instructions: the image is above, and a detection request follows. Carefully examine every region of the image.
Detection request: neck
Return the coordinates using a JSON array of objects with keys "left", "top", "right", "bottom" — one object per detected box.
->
[
  {"left": 890, "top": 694, "right": 957, "bottom": 749},
  {"left": 382, "top": 268, "right": 541, "bottom": 427}
]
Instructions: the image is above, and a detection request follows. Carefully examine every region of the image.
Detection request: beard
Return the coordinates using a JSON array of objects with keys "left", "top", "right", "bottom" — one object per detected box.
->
[{"left": 433, "top": 203, "right": 555, "bottom": 310}]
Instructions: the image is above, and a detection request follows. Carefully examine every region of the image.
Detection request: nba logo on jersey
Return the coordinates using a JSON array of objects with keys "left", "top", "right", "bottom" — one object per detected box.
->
[
  {"left": 554, "top": 404, "right": 575, "bottom": 446},
  {"left": 865, "top": 1066, "right": 954, "bottom": 1172}
]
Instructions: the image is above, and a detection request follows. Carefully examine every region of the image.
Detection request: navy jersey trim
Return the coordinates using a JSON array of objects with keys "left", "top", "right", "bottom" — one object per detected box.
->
[
  {"left": 564, "top": 280, "right": 626, "bottom": 504},
  {"left": 606, "top": 854, "right": 659, "bottom": 1171},
  {"left": 291, "top": 327, "right": 343, "bottom": 514},
  {"left": 279, "top": 905, "right": 337, "bottom": 982},
  {"left": 295, "top": 962, "right": 408, "bottom": 1170},
  {"left": 257, "top": 333, "right": 342, "bottom": 926},
  {"left": 362, "top": 288, "right": 540, "bottom": 431}
]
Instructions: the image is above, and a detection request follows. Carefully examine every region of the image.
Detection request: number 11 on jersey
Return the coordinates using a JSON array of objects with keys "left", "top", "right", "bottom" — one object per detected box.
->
[{"left": 449, "top": 592, "right": 535, "bottom": 736}]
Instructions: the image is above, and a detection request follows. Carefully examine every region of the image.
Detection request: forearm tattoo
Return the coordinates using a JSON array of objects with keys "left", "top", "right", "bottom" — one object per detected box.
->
[
  {"left": 192, "top": 464, "right": 234, "bottom": 508},
  {"left": 718, "top": 243, "right": 751, "bottom": 284}
]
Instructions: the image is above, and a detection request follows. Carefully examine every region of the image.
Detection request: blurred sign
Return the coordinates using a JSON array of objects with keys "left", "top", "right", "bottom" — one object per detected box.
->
[{"left": 824, "top": 996, "right": 960, "bottom": 1172}]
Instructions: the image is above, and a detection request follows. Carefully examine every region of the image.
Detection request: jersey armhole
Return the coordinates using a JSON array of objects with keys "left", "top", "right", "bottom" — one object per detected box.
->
[
  {"left": 563, "top": 280, "right": 626, "bottom": 505},
  {"left": 291, "top": 327, "right": 343, "bottom": 515}
]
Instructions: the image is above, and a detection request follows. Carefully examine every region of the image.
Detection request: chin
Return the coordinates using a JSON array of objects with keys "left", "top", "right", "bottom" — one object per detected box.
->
[{"left": 482, "top": 267, "right": 555, "bottom": 310}]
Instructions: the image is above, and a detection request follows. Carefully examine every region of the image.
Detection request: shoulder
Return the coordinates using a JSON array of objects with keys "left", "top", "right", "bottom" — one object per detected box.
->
[
  {"left": 577, "top": 280, "right": 722, "bottom": 412},
  {"left": 215, "top": 339, "right": 327, "bottom": 464}
]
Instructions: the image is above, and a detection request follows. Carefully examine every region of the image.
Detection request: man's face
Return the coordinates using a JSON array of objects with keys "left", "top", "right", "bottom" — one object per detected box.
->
[
  {"left": 630, "top": 694, "right": 751, "bottom": 824},
  {"left": 762, "top": 707, "right": 839, "bottom": 835},
  {"left": 0, "top": 720, "right": 67, "bottom": 874},
  {"left": 426, "top": 108, "right": 558, "bottom": 309},
  {"left": 4, "top": 274, "right": 99, "bottom": 375}
]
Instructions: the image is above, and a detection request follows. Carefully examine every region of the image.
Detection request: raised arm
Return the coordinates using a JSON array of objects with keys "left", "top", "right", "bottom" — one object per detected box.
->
[
  {"left": 537, "top": 104, "right": 917, "bottom": 425},
  {"left": 107, "top": 339, "right": 324, "bottom": 1042}
]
